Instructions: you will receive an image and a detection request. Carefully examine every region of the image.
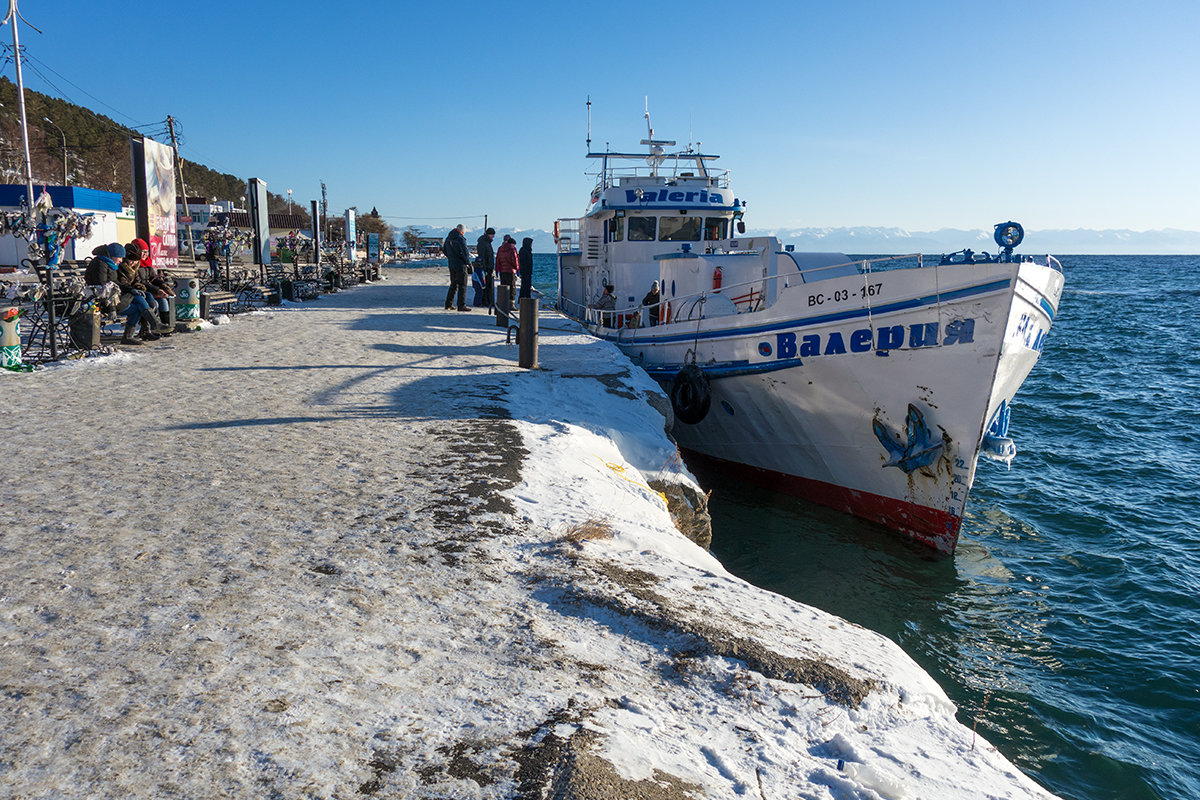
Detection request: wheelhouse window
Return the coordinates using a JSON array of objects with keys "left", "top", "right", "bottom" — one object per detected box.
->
[
  {"left": 704, "top": 218, "right": 728, "bottom": 240},
  {"left": 608, "top": 215, "right": 624, "bottom": 242},
  {"left": 659, "top": 216, "right": 701, "bottom": 242},
  {"left": 628, "top": 215, "right": 656, "bottom": 241}
]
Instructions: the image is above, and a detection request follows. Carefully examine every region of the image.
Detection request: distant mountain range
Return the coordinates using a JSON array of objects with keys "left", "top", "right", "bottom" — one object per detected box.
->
[
  {"left": 758, "top": 226, "right": 1200, "bottom": 256},
  {"left": 484, "top": 225, "right": 1200, "bottom": 255}
]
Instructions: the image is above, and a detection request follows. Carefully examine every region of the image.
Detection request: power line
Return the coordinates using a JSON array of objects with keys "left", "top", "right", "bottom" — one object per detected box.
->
[
  {"left": 17, "top": 49, "right": 148, "bottom": 129},
  {"left": 6, "top": 47, "right": 171, "bottom": 141}
]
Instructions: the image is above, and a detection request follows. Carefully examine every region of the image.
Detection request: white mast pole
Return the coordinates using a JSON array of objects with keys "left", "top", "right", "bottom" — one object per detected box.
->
[
  {"left": 2, "top": 2, "right": 59, "bottom": 360},
  {"left": 2, "top": 0, "right": 38, "bottom": 213}
]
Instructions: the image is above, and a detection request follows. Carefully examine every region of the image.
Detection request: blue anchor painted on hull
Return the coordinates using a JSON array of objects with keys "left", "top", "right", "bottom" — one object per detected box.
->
[{"left": 873, "top": 403, "right": 944, "bottom": 473}]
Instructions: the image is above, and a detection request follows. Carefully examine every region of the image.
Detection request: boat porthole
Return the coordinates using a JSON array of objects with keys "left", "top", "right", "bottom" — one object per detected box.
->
[
  {"left": 758, "top": 341, "right": 772, "bottom": 357},
  {"left": 721, "top": 400, "right": 735, "bottom": 416}
]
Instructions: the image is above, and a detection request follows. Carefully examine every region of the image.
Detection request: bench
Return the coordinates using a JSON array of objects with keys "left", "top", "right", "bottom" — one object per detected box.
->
[
  {"left": 200, "top": 289, "right": 239, "bottom": 318},
  {"left": 237, "top": 262, "right": 281, "bottom": 307},
  {"left": 263, "top": 260, "right": 318, "bottom": 302},
  {"left": 338, "top": 259, "right": 360, "bottom": 288},
  {"left": 290, "top": 262, "right": 326, "bottom": 297},
  {"left": 26, "top": 262, "right": 133, "bottom": 355},
  {"left": 268, "top": 260, "right": 321, "bottom": 301}
]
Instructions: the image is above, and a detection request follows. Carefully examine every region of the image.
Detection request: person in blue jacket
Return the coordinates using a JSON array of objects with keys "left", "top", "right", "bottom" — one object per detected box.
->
[{"left": 102, "top": 243, "right": 155, "bottom": 345}]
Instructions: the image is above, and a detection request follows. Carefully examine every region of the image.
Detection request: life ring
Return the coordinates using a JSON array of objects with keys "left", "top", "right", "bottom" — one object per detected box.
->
[
  {"left": 553, "top": 220, "right": 560, "bottom": 241},
  {"left": 670, "top": 364, "right": 711, "bottom": 425}
]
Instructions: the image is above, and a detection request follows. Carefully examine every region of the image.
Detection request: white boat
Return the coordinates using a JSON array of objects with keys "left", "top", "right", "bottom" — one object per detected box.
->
[{"left": 555, "top": 121, "right": 1064, "bottom": 555}]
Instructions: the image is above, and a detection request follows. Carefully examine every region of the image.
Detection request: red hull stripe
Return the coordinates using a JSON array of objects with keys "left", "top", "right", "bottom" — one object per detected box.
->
[{"left": 681, "top": 450, "right": 963, "bottom": 554}]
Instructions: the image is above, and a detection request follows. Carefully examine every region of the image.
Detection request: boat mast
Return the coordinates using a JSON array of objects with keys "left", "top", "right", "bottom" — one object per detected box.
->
[{"left": 640, "top": 98, "right": 673, "bottom": 178}]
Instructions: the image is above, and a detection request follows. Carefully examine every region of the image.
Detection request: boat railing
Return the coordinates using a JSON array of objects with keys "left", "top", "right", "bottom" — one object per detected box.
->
[
  {"left": 554, "top": 218, "right": 580, "bottom": 254},
  {"left": 599, "top": 166, "right": 731, "bottom": 188},
  {"left": 590, "top": 158, "right": 731, "bottom": 191},
  {"left": 786, "top": 253, "right": 924, "bottom": 282},
  {"left": 562, "top": 269, "right": 783, "bottom": 332},
  {"left": 561, "top": 253, "right": 917, "bottom": 331},
  {"left": 560, "top": 251, "right": 1060, "bottom": 334}
]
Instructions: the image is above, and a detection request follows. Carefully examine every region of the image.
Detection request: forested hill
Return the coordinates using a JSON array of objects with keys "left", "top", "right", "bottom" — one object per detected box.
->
[{"left": 0, "top": 77, "right": 280, "bottom": 212}]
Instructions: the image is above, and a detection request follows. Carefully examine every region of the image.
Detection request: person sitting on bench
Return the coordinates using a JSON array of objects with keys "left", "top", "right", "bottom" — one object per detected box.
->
[{"left": 112, "top": 244, "right": 162, "bottom": 345}]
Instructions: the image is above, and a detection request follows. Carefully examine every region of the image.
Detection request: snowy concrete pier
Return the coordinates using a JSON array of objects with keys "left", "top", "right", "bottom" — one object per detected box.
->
[{"left": 1, "top": 267, "right": 1058, "bottom": 799}]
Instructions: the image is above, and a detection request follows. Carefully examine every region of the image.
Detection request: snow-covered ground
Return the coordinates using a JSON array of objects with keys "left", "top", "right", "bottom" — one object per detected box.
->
[{"left": 0, "top": 267, "right": 1059, "bottom": 799}]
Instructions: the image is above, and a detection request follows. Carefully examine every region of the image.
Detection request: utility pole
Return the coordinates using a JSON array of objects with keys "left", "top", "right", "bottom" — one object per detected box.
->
[
  {"left": 2, "top": 1, "right": 37, "bottom": 215},
  {"left": 167, "top": 115, "right": 196, "bottom": 260},
  {"left": 320, "top": 181, "right": 328, "bottom": 242},
  {"left": 2, "top": 1, "right": 55, "bottom": 358}
]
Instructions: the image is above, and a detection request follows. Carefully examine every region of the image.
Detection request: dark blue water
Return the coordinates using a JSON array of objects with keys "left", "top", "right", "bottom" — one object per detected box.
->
[
  {"left": 530, "top": 252, "right": 1200, "bottom": 798},
  {"left": 537, "top": 251, "right": 1200, "bottom": 800},
  {"left": 681, "top": 255, "right": 1199, "bottom": 800}
]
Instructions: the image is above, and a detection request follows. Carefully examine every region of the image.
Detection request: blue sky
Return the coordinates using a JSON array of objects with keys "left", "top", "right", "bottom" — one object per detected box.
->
[{"left": 7, "top": 0, "right": 1198, "bottom": 234}]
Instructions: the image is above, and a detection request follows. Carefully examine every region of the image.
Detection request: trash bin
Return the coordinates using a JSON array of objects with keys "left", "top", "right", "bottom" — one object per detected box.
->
[
  {"left": 1, "top": 307, "right": 21, "bottom": 368},
  {"left": 69, "top": 307, "right": 100, "bottom": 350}
]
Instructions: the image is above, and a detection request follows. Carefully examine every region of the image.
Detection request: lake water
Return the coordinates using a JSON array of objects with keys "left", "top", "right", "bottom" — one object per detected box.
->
[
  {"left": 527, "top": 252, "right": 1198, "bottom": 799},
  {"left": 531, "top": 252, "right": 1200, "bottom": 800}
]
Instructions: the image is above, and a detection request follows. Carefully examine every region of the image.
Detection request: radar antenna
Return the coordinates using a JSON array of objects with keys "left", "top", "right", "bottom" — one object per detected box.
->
[{"left": 639, "top": 97, "right": 675, "bottom": 177}]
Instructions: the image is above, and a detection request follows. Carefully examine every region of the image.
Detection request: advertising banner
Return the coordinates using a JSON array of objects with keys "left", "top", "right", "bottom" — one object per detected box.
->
[
  {"left": 367, "top": 232, "right": 380, "bottom": 264},
  {"left": 130, "top": 137, "right": 178, "bottom": 269},
  {"left": 247, "top": 178, "right": 271, "bottom": 266},
  {"left": 345, "top": 209, "right": 356, "bottom": 262}
]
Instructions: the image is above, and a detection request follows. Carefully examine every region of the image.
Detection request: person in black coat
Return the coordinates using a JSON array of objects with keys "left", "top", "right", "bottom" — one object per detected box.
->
[
  {"left": 443, "top": 224, "right": 472, "bottom": 311},
  {"left": 518, "top": 237, "right": 534, "bottom": 300},
  {"left": 476, "top": 227, "right": 496, "bottom": 309}
]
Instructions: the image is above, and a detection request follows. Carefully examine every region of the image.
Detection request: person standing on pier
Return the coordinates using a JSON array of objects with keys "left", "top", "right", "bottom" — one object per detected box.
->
[
  {"left": 518, "top": 237, "right": 534, "bottom": 300},
  {"left": 443, "top": 224, "right": 472, "bottom": 311},
  {"left": 496, "top": 234, "right": 519, "bottom": 292},
  {"left": 476, "top": 227, "right": 496, "bottom": 309}
]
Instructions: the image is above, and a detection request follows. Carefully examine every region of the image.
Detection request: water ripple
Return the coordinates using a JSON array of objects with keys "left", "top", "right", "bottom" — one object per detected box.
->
[{"left": 704, "top": 255, "right": 1200, "bottom": 800}]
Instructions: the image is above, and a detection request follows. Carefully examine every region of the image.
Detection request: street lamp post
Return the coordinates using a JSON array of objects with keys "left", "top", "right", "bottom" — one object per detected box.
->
[
  {"left": 43, "top": 116, "right": 66, "bottom": 185},
  {"left": 286, "top": 189, "right": 292, "bottom": 215}
]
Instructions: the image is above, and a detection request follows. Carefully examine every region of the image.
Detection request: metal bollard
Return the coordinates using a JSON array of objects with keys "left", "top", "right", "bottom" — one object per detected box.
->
[
  {"left": 518, "top": 297, "right": 538, "bottom": 369},
  {"left": 495, "top": 284, "right": 511, "bottom": 327}
]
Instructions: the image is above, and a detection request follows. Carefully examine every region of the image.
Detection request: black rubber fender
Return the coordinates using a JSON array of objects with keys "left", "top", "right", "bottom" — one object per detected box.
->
[{"left": 670, "top": 364, "right": 711, "bottom": 425}]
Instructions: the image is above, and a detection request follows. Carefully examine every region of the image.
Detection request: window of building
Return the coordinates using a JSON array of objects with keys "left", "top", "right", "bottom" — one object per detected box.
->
[
  {"left": 659, "top": 216, "right": 701, "bottom": 242},
  {"left": 628, "top": 216, "right": 656, "bottom": 241}
]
